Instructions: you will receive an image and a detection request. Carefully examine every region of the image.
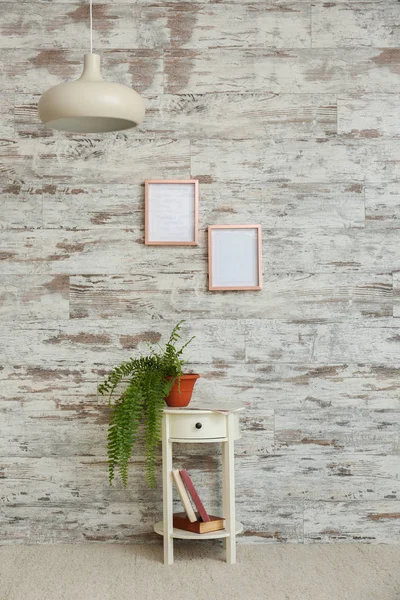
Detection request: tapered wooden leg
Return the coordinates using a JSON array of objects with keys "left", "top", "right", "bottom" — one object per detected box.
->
[
  {"left": 162, "top": 415, "right": 173, "bottom": 565},
  {"left": 222, "top": 442, "right": 228, "bottom": 553},
  {"left": 222, "top": 416, "right": 236, "bottom": 564}
]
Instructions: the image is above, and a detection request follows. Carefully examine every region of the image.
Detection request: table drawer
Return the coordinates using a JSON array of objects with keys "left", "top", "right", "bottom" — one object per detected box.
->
[{"left": 169, "top": 412, "right": 239, "bottom": 440}]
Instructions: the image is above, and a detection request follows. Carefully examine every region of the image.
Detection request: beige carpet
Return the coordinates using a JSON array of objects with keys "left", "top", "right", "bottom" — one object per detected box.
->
[{"left": 1, "top": 542, "right": 400, "bottom": 600}]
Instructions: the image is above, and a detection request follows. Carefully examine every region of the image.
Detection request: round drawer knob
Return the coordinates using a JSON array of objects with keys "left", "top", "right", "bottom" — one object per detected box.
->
[{"left": 195, "top": 422, "right": 202, "bottom": 430}]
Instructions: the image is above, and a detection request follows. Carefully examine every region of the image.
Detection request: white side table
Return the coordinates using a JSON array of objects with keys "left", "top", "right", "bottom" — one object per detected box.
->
[{"left": 154, "top": 407, "right": 244, "bottom": 565}]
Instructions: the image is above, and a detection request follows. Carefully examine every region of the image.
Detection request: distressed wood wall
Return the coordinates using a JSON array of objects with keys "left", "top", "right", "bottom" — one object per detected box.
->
[{"left": 1, "top": 0, "right": 400, "bottom": 546}]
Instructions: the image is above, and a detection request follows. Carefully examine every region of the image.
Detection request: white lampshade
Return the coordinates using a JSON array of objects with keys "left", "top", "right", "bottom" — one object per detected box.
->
[{"left": 38, "top": 53, "right": 145, "bottom": 133}]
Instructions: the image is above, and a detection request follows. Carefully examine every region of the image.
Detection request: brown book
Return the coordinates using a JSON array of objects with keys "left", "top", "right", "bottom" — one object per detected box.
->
[
  {"left": 179, "top": 469, "right": 211, "bottom": 523},
  {"left": 173, "top": 512, "right": 225, "bottom": 534}
]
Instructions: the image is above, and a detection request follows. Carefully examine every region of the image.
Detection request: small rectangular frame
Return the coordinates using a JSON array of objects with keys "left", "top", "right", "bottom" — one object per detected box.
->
[
  {"left": 145, "top": 180, "right": 199, "bottom": 246},
  {"left": 208, "top": 225, "right": 262, "bottom": 291}
]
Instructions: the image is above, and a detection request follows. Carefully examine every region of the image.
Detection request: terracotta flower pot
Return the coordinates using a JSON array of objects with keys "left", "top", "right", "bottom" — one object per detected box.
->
[{"left": 165, "top": 374, "right": 200, "bottom": 407}]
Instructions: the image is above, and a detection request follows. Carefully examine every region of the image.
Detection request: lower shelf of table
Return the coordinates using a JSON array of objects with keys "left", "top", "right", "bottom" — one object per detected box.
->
[{"left": 153, "top": 520, "right": 244, "bottom": 540}]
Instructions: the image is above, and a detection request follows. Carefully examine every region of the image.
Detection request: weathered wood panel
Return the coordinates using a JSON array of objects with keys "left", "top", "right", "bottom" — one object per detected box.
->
[
  {"left": 165, "top": 48, "right": 400, "bottom": 94},
  {"left": 0, "top": 275, "right": 69, "bottom": 320},
  {"left": 0, "top": 364, "right": 98, "bottom": 414},
  {"left": 0, "top": 319, "right": 246, "bottom": 366},
  {"left": 0, "top": 0, "right": 384, "bottom": 4},
  {"left": 0, "top": 91, "right": 14, "bottom": 137},
  {"left": 304, "top": 501, "right": 400, "bottom": 543},
  {"left": 0, "top": 49, "right": 163, "bottom": 93},
  {"left": 312, "top": 3, "right": 400, "bottom": 48},
  {"left": 338, "top": 94, "right": 400, "bottom": 138},
  {"left": 392, "top": 272, "right": 400, "bottom": 318},
  {"left": 0, "top": 229, "right": 206, "bottom": 275},
  {"left": 245, "top": 320, "right": 317, "bottom": 364},
  {"left": 69, "top": 273, "right": 392, "bottom": 320},
  {"left": 365, "top": 183, "right": 400, "bottom": 227},
  {"left": 313, "top": 320, "right": 400, "bottom": 365},
  {"left": 238, "top": 500, "right": 304, "bottom": 544},
  {"left": 196, "top": 363, "right": 400, "bottom": 410},
  {"left": 124, "top": 93, "right": 336, "bottom": 140},
  {"left": 235, "top": 410, "right": 275, "bottom": 457},
  {"left": 247, "top": 319, "right": 400, "bottom": 365},
  {"left": 1, "top": 406, "right": 110, "bottom": 457},
  {"left": 263, "top": 228, "right": 400, "bottom": 274},
  {"left": 191, "top": 138, "right": 400, "bottom": 184},
  {"left": 18, "top": 181, "right": 363, "bottom": 231},
  {"left": 0, "top": 181, "right": 144, "bottom": 230},
  {"left": 237, "top": 452, "right": 400, "bottom": 503},
  {"left": 13, "top": 134, "right": 400, "bottom": 185},
  {"left": 275, "top": 409, "right": 400, "bottom": 454},
  {"left": 42, "top": 185, "right": 143, "bottom": 229},
  {"left": 0, "top": 502, "right": 161, "bottom": 544},
  {"left": 0, "top": 137, "right": 190, "bottom": 183},
  {"left": 0, "top": 184, "right": 43, "bottom": 230},
  {"left": 201, "top": 183, "right": 364, "bottom": 229},
  {"left": 0, "top": 457, "right": 160, "bottom": 506},
  {"left": 166, "top": 4, "right": 311, "bottom": 49},
  {"left": 0, "top": 3, "right": 311, "bottom": 50}
]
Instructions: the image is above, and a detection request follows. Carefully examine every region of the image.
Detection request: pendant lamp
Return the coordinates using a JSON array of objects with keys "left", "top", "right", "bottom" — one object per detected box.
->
[{"left": 38, "top": 0, "right": 145, "bottom": 133}]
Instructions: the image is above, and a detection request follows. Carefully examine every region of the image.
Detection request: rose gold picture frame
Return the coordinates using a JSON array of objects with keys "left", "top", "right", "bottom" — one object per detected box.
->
[
  {"left": 145, "top": 180, "right": 199, "bottom": 246},
  {"left": 208, "top": 225, "right": 262, "bottom": 291}
]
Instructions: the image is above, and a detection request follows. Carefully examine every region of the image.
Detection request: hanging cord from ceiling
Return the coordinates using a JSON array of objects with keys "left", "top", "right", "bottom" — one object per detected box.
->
[{"left": 89, "top": 0, "right": 93, "bottom": 53}]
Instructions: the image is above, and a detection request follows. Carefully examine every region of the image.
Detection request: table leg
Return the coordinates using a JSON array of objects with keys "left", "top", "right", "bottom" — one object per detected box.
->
[
  {"left": 222, "top": 416, "right": 236, "bottom": 564},
  {"left": 162, "top": 415, "right": 173, "bottom": 565},
  {"left": 222, "top": 441, "right": 228, "bottom": 553}
]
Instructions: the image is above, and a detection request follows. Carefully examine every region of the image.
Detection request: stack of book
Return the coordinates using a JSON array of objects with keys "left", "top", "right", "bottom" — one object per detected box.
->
[{"left": 172, "top": 469, "right": 224, "bottom": 534}]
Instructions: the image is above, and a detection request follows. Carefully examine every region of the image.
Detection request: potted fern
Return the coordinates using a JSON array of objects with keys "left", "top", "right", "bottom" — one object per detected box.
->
[{"left": 98, "top": 321, "right": 197, "bottom": 488}]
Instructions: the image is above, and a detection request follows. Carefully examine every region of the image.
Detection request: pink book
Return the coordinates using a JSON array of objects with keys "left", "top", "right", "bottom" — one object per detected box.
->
[{"left": 179, "top": 469, "right": 211, "bottom": 523}]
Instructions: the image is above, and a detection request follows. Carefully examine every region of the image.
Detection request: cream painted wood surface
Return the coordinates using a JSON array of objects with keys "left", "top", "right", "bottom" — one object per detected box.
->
[{"left": 1, "top": 0, "right": 400, "bottom": 546}]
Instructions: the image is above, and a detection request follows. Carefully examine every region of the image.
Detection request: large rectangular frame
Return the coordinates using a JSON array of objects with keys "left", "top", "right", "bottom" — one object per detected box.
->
[
  {"left": 145, "top": 180, "right": 199, "bottom": 246},
  {"left": 208, "top": 224, "right": 262, "bottom": 291}
]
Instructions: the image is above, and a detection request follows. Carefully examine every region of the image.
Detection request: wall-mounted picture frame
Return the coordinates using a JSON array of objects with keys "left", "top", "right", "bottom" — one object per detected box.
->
[
  {"left": 208, "top": 225, "right": 262, "bottom": 291},
  {"left": 145, "top": 180, "right": 199, "bottom": 246}
]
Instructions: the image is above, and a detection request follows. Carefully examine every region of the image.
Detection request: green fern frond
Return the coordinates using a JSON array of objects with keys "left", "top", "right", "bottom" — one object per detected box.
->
[{"left": 99, "top": 321, "right": 195, "bottom": 488}]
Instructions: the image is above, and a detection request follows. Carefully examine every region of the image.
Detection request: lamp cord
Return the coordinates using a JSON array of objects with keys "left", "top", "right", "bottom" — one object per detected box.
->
[{"left": 89, "top": 0, "right": 93, "bottom": 53}]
